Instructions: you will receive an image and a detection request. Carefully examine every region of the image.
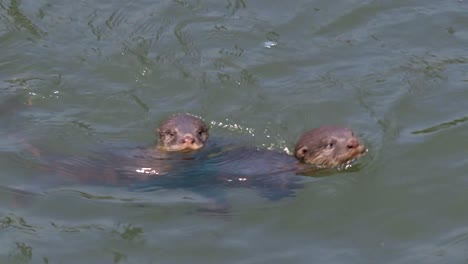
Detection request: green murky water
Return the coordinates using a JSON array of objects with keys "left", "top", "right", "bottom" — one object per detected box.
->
[{"left": 1, "top": 0, "right": 468, "bottom": 263}]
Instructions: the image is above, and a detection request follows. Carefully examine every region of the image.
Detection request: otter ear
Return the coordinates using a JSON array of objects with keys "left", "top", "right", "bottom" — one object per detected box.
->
[
  {"left": 156, "top": 128, "right": 166, "bottom": 138},
  {"left": 295, "top": 146, "right": 308, "bottom": 159}
]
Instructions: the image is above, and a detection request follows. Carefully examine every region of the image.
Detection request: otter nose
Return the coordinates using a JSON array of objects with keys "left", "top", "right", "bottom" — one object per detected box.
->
[
  {"left": 347, "top": 137, "right": 359, "bottom": 149},
  {"left": 181, "top": 135, "right": 195, "bottom": 144}
]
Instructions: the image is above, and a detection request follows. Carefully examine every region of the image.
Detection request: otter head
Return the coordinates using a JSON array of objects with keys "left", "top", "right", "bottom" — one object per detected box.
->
[
  {"left": 156, "top": 113, "right": 209, "bottom": 152},
  {"left": 294, "top": 126, "right": 367, "bottom": 168}
]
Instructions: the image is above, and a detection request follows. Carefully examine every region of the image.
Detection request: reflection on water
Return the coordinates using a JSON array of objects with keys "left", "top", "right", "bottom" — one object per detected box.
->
[
  {"left": 1, "top": 0, "right": 468, "bottom": 263},
  {"left": 411, "top": 115, "right": 468, "bottom": 134}
]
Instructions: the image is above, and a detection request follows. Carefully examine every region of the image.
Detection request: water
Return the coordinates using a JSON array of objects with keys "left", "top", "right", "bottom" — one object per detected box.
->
[{"left": 1, "top": 0, "right": 468, "bottom": 263}]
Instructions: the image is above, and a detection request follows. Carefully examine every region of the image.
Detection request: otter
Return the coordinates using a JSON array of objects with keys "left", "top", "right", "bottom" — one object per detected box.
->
[
  {"left": 140, "top": 125, "right": 368, "bottom": 204},
  {"left": 2, "top": 94, "right": 367, "bottom": 209},
  {"left": 128, "top": 113, "right": 209, "bottom": 178},
  {"left": 2, "top": 112, "right": 211, "bottom": 208},
  {"left": 26, "top": 113, "right": 210, "bottom": 185},
  {"left": 45, "top": 121, "right": 366, "bottom": 190},
  {"left": 294, "top": 126, "right": 367, "bottom": 169},
  {"left": 156, "top": 113, "right": 209, "bottom": 152}
]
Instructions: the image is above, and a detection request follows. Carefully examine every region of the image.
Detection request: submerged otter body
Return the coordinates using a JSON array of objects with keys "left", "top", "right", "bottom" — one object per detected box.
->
[
  {"left": 3, "top": 94, "right": 366, "bottom": 206},
  {"left": 35, "top": 119, "right": 366, "bottom": 195},
  {"left": 134, "top": 125, "right": 367, "bottom": 202},
  {"left": 35, "top": 113, "right": 210, "bottom": 185},
  {"left": 213, "top": 125, "right": 366, "bottom": 180}
]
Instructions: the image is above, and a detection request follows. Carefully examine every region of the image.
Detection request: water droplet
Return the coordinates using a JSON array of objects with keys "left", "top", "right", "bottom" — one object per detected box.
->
[{"left": 263, "top": 41, "right": 277, "bottom": 49}]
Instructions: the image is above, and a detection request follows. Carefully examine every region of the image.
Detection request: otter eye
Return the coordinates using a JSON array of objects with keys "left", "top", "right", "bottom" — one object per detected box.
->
[
  {"left": 165, "top": 131, "right": 175, "bottom": 137},
  {"left": 326, "top": 143, "right": 334, "bottom": 148}
]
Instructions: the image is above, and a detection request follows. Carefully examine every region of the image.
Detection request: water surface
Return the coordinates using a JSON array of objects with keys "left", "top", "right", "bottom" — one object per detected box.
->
[{"left": 1, "top": 0, "right": 468, "bottom": 263}]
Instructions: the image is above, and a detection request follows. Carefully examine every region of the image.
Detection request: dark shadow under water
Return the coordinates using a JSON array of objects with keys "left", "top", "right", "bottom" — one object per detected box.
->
[{"left": 22, "top": 138, "right": 317, "bottom": 207}]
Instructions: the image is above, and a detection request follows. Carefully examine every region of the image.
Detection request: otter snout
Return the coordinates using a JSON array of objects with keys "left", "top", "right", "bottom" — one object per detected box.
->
[
  {"left": 347, "top": 137, "right": 360, "bottom": 149},
  {"left": 181, "top": 134, "right": 196, "bottom": 145}
]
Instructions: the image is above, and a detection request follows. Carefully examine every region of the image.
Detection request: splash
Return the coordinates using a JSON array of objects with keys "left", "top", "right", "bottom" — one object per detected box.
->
[
  {"left": 210, "top": 119, "right": 291, "bottom": 154},
  {"left": 210, "top": 119, "right": 256, "bottom": 136}
]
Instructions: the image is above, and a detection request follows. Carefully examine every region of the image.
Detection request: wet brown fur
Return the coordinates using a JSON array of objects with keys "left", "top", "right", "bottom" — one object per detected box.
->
[
  {"left": 156, "top": 113, "right": 209, "bottom": 152},
  {"left": 294, "top": 126, "right": 366, "bottom": 168}
]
